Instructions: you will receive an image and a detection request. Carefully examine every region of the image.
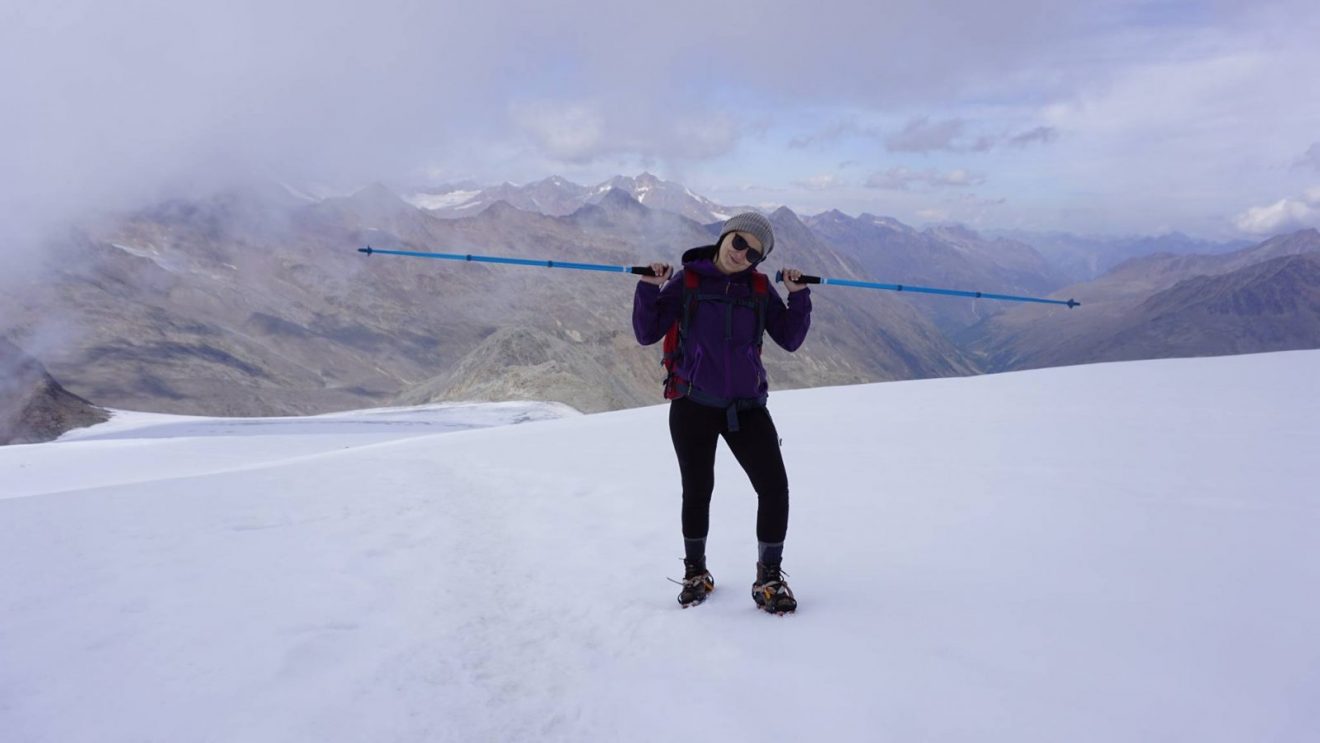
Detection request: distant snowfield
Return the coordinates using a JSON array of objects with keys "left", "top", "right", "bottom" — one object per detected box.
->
[
  {"left": 1, "top": 401, "right": 579, "bottom": 501},
  {"left": 404, "top": 190, "right": 481, "bottom": 211},
  {"left": 2, "top": 353, "right": 1317, "bottom": 742}
]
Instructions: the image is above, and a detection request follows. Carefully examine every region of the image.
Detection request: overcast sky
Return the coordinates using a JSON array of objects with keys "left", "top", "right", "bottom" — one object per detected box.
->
[{"left": 3, "top": 0, "right": 1319, "bottom": 243}]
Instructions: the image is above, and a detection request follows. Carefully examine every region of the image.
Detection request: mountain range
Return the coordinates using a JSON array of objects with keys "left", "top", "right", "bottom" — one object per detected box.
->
[
  {"left": 990, "top": 230, "right": 1253, "bottom": 283},
  {"left": 1, "top": 173, "right": 1316, "bottom": 428},
  {"left": 406, "top": 172, "right": 756, "bottom": 224},
  {"left": 959, "top": 229, "right": 1320, "bottom": 370}
]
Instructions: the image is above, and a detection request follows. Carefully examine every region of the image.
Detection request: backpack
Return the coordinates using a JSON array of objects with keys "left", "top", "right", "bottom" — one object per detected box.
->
[{"left": 661, "top": 269, "right": 770, "bottom": 400}]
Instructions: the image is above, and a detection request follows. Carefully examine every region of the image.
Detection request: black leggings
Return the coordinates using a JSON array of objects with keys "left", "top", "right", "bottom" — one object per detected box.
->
[{"left": 668, "top": 396, "right": 789, "bottom": 544}]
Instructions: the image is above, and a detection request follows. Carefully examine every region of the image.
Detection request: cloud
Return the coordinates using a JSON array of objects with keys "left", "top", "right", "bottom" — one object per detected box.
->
[
  {"left": 865, "top": 167, "right": 985, "bottom": 190},
  {"left": 1029, "top": 12, "right": 1320, "bottom": 235},
  {"left": 878, "top": 118, "right": 1057, "bottom": 153},
  {"left": 1295, "top": 143, "right": 1320, "bottom": 173},
  {"left": 793, "top": 174, "right": 846, "bottom": 191},
  {"left": 670, "top": 114, "right": 744, "bottom": 160},
  {"left": 509, "top": 102, "right": 744, "bottom": 165},
  {"left": 511, "top": 103, "right": 607, "bottom": 163},
  {"left": 949, "top": 192, "right": 1007, "bottom": 207},
  {"left": 1006, "top": 126, "right": 1059, "bottom": 147},
  {"left": 0, "top": 0, "right": 1315, "bottom": 257},
  {"left": 1232, "top": 188, "right": 1320, "bottom": 234},
  {"left": 885, "top": 117, "right": 966, "bottom": 153},
  {"left": 789, "top": 121, "right": 882, "bottom": 149},
  {"left": 936, "top": 169, "right": 985, "bottom": 187}
]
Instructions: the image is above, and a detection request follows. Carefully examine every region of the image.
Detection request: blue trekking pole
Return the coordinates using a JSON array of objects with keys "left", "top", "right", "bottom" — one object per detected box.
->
[
  {"left": 773, "top": 271, "right": 1080, "bottom": 308},
  {"left": 358, "top": 246, "right": 1078, "bottom": 307},
  {"left": 358, "top": 246, "right": 660, "bottom": 276}
]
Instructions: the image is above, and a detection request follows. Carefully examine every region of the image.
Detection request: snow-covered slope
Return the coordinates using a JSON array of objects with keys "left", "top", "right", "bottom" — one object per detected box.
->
[{"left": 2, "top": 353, "right": 1317, "bottom": 742}]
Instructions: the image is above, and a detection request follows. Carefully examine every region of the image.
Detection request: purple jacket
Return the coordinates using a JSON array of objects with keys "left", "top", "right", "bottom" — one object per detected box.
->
[{"left": 633, "top": 245, "right": 812, "bottom": 401}]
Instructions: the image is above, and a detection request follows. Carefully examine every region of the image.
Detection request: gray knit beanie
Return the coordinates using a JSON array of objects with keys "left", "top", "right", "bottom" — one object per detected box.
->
[{"left": 718, "top": 212, "right": 775, "bottom": 262}]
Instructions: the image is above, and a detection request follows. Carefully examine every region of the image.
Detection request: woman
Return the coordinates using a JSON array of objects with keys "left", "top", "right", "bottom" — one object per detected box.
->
[{"left": 633, "top": 212, "right": 812, "bottom": 614}]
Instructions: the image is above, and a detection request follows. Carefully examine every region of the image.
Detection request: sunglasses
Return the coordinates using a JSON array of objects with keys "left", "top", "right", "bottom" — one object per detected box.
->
[{"left": 729, "top": 233, "right": 763, "bottom": 262}]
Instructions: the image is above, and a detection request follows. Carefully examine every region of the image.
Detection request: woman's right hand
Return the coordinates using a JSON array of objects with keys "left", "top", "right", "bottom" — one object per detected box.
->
[{"left": 640, "top": 262, "right": 672, "bottom": 286}]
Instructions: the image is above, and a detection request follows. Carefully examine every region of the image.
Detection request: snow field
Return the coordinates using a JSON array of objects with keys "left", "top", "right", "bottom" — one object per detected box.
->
[{"left": 1, "top": 352, "right": 1318, "bottom": 742}]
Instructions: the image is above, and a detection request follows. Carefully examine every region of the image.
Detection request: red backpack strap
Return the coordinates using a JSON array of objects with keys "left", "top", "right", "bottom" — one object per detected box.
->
[
  {"left": 750, "top": 270, "right": 769, "bottom": 348},
  {"left": 661, "top": 269, "right": 703, "bottom": 399},
  {"left": 749, "top": 271, "right": 768, "bottom": 294}
]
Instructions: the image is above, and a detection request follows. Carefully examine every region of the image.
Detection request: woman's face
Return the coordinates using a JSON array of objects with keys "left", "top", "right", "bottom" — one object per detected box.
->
[{"left": 715, "top": 231, "right": 764, "bottom": 274}]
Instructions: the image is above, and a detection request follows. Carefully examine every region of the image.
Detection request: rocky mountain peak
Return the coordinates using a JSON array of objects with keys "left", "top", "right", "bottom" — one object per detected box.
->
[
  {"left": 859, "top": 213, "right": 911, "bottom": 232},
  {"left": 1261, "top": 227, "right": 1320, "bottom": 251},
  {"left": 530, "top": 175, "right": 585, "bottom": 193},
  {"left": 816, "top": 209, "right": 852, "bottom": 223},
  {"left": 476, "top": 199, "right": 526, "bottom": 218},
  {"left": 596, "top": 187, "right": 647, "bottom": 212},
  {"left": 1219, "top": 227, "right": 1320, "bottom": 266},
  {"left": 770, "top": 205, "right": 805, "bottom": 227}
]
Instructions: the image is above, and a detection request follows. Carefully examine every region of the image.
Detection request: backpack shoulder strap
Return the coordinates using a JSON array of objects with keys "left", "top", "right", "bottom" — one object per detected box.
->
[
  {"left": 660, "top": 269, "right": 704, "bottom": 399},
  {"left": 679, "top": 269, "right": 701, "bottom": 336},
  {"left": 750, "top": 271, "right": 769, "bottom": 295},
  {"left": 750, "top": 270, "right": 769, "bottom": 346}
]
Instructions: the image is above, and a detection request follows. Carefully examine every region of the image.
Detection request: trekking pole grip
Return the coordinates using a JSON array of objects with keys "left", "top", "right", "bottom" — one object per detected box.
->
[
  {"left": 630, "top": 266, "right": 659, "bottom": 276},
  {"left": 774, "top": 271, "right": 822, "bottom": 284}
]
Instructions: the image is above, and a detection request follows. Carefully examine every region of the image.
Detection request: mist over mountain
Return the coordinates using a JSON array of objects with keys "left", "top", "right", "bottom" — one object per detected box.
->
[
  {"left": 0, "top": 338, "right": 108, "bottom": 445},
  {"left": 2, "top": 174, "right": 1317, "bottom": 420}
]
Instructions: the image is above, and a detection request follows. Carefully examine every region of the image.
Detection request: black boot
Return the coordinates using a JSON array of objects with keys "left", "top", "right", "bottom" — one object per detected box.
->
[
  {"left": 674, "top": 558, "right": 714, "bottom": 608},
  {"left": 752, "top": 561, "right": 796, "bottom": 614}
]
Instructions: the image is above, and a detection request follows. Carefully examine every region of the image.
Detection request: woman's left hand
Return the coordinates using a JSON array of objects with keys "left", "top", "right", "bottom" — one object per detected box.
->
[{"left": 781, "top": 267, "right": 807, "bottom": 293}]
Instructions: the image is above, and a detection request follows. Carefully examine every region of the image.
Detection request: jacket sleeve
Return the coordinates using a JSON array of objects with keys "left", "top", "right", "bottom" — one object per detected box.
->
[
  {"left": 632, "top": 271, "right": 684, "bottom": 345},
  {"left": 765, "top": 286, "right": 811, "bottom": 352}
]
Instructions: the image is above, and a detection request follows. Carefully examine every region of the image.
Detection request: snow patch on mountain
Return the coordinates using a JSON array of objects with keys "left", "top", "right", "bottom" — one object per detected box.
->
[{"left": 406, "top": 190, "right": 482, "bottom": 211}]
